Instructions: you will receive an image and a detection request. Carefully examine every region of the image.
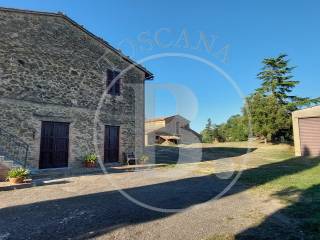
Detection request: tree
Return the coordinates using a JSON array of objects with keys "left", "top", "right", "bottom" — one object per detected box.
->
[
  {"left": 205, "top": 118, "right": 213, "bottom": 129},
  {"left": 201, "top": 115, "right": 249, "bottom": 143},
  {"left": 201, "top": 118, "right": 227, "bottom": 143},
  {"left": 218, "top": 115, "right": 248, "bottom": 142},
  {"left": 257, "top": 54, "right": 319, "bottom": 110},
  {"left": 202, "top": 54, "right": 319, "bottom": 144},
  {"left": 201, "top": 118, "right": 214, "bottom": 143},
  {"left": 253, "top": 54, "right": 320, "bottom": 142},
  {"left": 246, "top": 93, "right": 291, "bottom": 143},
  {"left": 212, "top": 124, "right": 225, "bottom": 142}
]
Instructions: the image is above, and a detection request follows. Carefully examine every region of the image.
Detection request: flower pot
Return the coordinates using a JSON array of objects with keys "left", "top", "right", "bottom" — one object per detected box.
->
[
  {"left": 84, "top": 162, "right": 97, "bottom": 168},
  {"left": 9, "top": 177, "right": 24, "bottom": 184}
]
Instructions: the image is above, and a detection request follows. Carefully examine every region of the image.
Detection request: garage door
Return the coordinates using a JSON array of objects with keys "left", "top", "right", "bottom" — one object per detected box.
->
[{"left": 299, "top": 117, "right": 320, "bottom": 156}]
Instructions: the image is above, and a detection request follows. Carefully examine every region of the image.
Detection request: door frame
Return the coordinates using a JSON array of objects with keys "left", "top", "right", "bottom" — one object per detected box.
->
[
  {"left": 39, "top": 121, "right": 70, "bottom": 169},
  {"left": 104, "top": 125, "right": 120, "bottom": 163}
]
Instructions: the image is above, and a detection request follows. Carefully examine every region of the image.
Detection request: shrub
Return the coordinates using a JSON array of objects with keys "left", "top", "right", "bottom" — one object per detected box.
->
[
  {"left": 84, "top": 153, "right": 98, "bottom": 163},
  {"left": 6, "top": 168, "right": 29, "bottom": 179}
]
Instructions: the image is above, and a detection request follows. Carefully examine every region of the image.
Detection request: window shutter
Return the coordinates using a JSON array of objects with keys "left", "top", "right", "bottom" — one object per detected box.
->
[
  {"left": 114, "top": 71, "right": 120, "bottom": 95},
  {"left": 106, "top": 69, "right": 121, "bottom": 96},
  {"left": 107, "top": 69, "right": 113, "bottom": 93}
]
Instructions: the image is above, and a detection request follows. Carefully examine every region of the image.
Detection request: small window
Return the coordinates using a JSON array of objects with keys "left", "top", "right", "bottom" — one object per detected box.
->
[{"left": 107, "top": 69, "right": 121, "bottom": 96}]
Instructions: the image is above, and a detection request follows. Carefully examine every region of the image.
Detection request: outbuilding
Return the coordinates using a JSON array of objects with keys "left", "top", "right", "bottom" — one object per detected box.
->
[
  {"left": 292, "top": 106, "right": 320, "bottom": 156},
  {"left": 145, "top": 115, "right": 201, "bottom": 145}
]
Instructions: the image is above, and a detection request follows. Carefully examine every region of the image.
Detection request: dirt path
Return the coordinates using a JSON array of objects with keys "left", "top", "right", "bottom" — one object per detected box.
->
[{"left": 0, "top": 159, "right": 287, "bottom": 240}]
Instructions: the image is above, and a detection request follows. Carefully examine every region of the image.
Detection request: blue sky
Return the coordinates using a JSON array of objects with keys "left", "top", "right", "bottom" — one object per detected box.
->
[{"left": 1, "top": 0, "right": 319, "bottom": 132}]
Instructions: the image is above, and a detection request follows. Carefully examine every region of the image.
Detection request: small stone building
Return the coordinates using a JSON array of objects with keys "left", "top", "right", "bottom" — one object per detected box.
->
[
  {"left": 145, "top": 115, "right": 201, "bottom": 145},
  {"left": 0, "top": 7, "right": 153, "bottom": 171},
  {"left": 292, "top": 106, "right": 320, "bottom": 156}
]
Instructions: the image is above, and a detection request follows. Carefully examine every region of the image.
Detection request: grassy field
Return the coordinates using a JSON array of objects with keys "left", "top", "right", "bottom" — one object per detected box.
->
[
  {"left": 147, "top": 142, "right": 320, "bottom": 240},
  {"left": 149, "top": 142, "right": 320, "bottom": 239},
  {"left": 237, "top": 144, "right": 320, "bottom": 239},
  {"left": 207, "top": 142, "right": 320, "bottom": 240}
]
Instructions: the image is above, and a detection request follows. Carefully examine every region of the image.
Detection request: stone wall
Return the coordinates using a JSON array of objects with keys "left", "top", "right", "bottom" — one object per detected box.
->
[{"left": 0, "top": 9, "right": 147, "bottom": 168}]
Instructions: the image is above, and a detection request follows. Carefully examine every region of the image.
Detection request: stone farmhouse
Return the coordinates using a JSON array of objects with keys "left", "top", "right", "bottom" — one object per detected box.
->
[
  {"left": 145, "top": 115, "right": 201, "bottom": 145},
  {"left": 0, "top": 7, "right": 153, "bottom": 173}
]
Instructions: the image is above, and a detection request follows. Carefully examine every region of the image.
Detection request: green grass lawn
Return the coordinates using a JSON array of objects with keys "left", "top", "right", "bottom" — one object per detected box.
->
[
  {"left": 204, "top": 142, "right": 320, "bottom": 239},
  {"left": 237, "top": 144, "right": 320, "bottom": 240}
]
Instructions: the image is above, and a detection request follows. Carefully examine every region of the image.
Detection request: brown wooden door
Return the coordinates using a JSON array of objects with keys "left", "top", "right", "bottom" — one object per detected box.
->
[
  {"left": 104, "top": 125, "right": 119, "bottom": 163},
  {"left": 299, "top": 117, "right": 320, "bottom": 156},
  {"left": 39, "top": 122, "right": 69, "bottom": 169}
]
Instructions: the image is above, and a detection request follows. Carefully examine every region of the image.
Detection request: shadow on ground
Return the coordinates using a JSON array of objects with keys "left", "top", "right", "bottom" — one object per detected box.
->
[
  {"left": 0, "top": 174, "right": 240, "bottom": 240},
  {"left": 234, "top": 149, "right": 320, "bottom": 240},
  {"left": 145, "top": 145, "right": 256, "bottom": 164},
  {"left": 1, "top": 155, "right": 320, "bottom": 239},
  {"left": 24, "top": 146, "right": 255, "bottom": 181},
  {"left": 236, "top": 183, "right": 320, "bottom": 240}
]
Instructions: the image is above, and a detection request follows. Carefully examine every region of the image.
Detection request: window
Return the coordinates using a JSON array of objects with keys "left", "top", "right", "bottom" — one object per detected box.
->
[
  {"left": 107, "top": 69, "right": 121, "bottom": 96},
  {"left": 176, "top": 122, "right": 180, "bottom": 135}
]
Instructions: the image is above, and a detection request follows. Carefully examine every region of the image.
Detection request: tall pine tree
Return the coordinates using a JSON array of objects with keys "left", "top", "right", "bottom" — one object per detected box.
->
[
  {"left": 257, "top": 54, "right": 319, "bottom": 110},
  {"left": 201, "top": 54, "right": 319, "bottom": 144},
  {"left": 201, "top": 118, "right": 214, "bottom": 143},
  {"left": 251, "top": 54, "right": 319, "bottom": 142}
]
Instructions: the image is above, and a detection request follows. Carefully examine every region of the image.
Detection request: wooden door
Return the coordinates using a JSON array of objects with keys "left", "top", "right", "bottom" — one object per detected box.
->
[
  {"left": 104, "top": 125, "right": 120, "bottom": 163},
  {"left": 39, "top": 122, "right": 69, "bottom": 169}
]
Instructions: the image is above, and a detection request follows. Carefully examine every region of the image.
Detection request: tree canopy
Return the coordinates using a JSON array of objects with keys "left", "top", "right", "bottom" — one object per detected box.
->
[
  {"left": 200, "top": 118, "right": 214, "bottom": 143},
  {"left": 201, "top": 54, "right": 320, "bottom": 143},
  {"left": 257, "top": 54, "right": 319, "bottom": 110},
  {"left": 245, "top": 93, "right": 291, "bottom": 142}
]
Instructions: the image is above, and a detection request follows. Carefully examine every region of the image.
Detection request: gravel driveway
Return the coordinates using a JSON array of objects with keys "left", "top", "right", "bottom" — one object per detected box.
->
[{"left": 0, "top": 151, "right": 284, "bottom": 240}]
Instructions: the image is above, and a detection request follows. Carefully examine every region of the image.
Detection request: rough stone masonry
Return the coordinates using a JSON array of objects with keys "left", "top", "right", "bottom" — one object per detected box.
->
[{"left": 0, "top": 8, "right": 152, "bottom": 169}]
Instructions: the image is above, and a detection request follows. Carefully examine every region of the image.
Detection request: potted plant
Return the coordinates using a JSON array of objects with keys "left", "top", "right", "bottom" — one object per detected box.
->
[
  {"left": 84, "top": 153, "right": 98, "bottom": 168},
  {"left": 139, "top": 154, "right": 149, "bottom": 165},
  {"left": 6, "top": 168, "right": 29, "bottom": 184}
]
